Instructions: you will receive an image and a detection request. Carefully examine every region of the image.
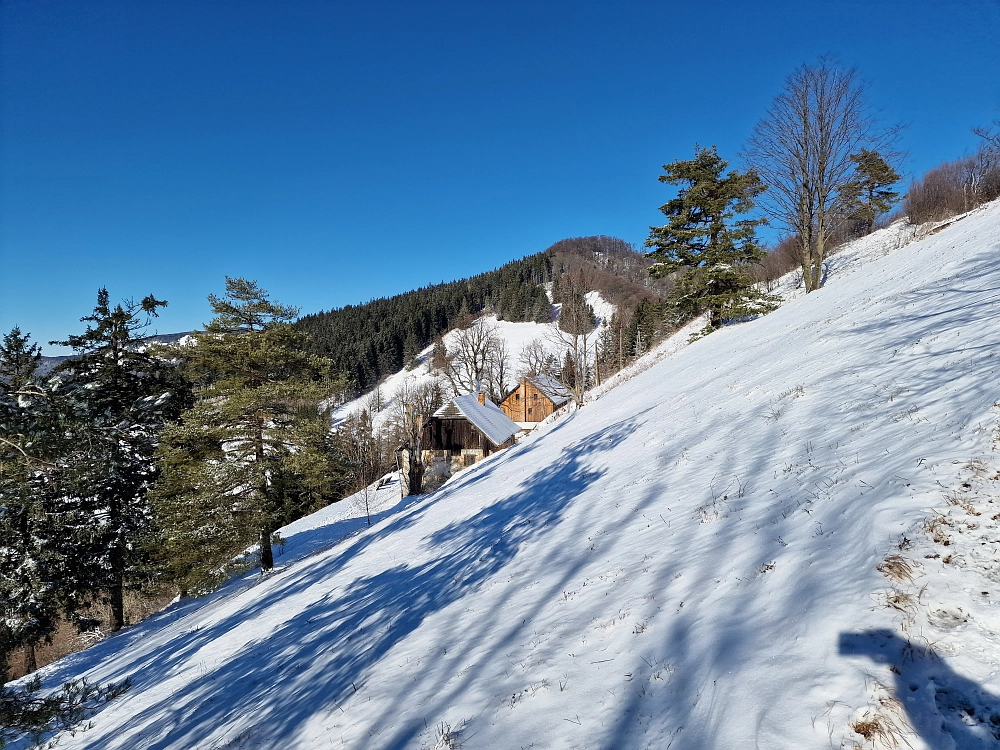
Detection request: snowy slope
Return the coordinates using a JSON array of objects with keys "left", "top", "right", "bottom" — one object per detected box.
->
[
  {"left": 19, "top": 201, "right": 1000, "bottom": 749},
  {"left": 330, "top": 293, "right": 615, "bottom": 433}
]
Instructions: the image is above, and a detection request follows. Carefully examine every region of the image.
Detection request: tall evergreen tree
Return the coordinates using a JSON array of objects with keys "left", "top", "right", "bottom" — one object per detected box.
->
[
  {"left": 46, "top": 290, "right": 189, "bottom": 632},
  {"left": 0, "top": 328, "right": 41, "bottom": 390},
  {"left": 597, "top": 311, "right": 628, "bottom": 376},
  {"left": 645, "top": 146, "right": 778, "bottom": 331},
  {"left": 153, "top": 278, "right": 346, "bottom": 592},
  {"left": 0, "top": 363, "right": 65, "bottom": 675},
  {"left": 837, "top": 148, "right": 901, "bottom": 235},
  {"left": 626, "top": 298, "right": 663, "bottom": 356}
]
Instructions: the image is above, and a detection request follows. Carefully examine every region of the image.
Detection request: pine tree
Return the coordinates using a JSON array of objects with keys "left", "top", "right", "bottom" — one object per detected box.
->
[
  {"left": 626, "top": 299, "right": 662, "bottom": 357},
  {"left": 530, "top": 293, "right": 553, "bottom": 323},
  {"left": 646, "top": 146, "right": 778, "bottom": 331},
  {"left": 838, "top": 149, "right": 901, "bottom": 235},
  {"left": 597, "top": 312, "right": 628, "bottom": 375},
  {"left": 46, "top": 289, "right": 189, "bottom": 632},
  {"left": 153, "top": 278, "right": 346, "bottom": 591},
  {"left": 0, "top": 328, "right": 41, "bottom": 390},
  {"left": 431, "top": 338, "right": 448, "bottom": 372}
]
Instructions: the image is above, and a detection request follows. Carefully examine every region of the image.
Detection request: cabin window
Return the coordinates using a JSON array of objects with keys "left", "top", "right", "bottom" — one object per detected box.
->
[
  {"left": 515, "top": 393, "right": 520, "bottom": 400},
  {"left": 528, "top": 408, "right": 533, "bottom": 415},
  {"left": 532, "top": 393, "right": 538, "bottom": 400}
]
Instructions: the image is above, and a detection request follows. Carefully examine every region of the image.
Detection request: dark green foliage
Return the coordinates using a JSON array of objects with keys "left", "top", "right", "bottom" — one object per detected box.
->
[
  {"left": 627, "top": 298, "right": 666, "bottom": 356},
  {"left": 45, "top": 290, "right": 190, "bottom": 633},
  {"left": 838, "top": 149, "right": 900, "bottom": 234},
  {"left": 560, "top": 351, "right": 577, "bottom": 390},
  {"left": 295, "top": 237, "right": 671, "bottom": 394},
  {"left": 0, "top": 329, "right": 40, "bottom": 390},
  {"left": 0, "top": 674, "right": 130, "bottom": 748},
  {"left": 295, "top": 255, "right": 552, "bottom": 392},
  {"left": 0, "top": 292, "right": 187, "bottom": 681},
  {"left": 596, "top": 312, "right": 627, "bottom": 375},
  {"left": 153, "top": 278, "right": 348, "bottom": 592},
  {"left": 0, "top": 378, "right": 67, "bottom": 677},
  {"left": 646, "top": 146, "right": 778, "bottom": 331},
  {"left": 0, "top": 292, "right": 187, "bottom": 678},
  {"left": 552, "top": 273, "right": 597, "bottom": 336},
  {"left": 431, "top": 339, "right": 448, "bottom": 372}
]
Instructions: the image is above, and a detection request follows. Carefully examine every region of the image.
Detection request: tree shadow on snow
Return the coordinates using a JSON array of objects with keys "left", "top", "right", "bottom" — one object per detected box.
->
[
  {"left": 840, "top": 630, "right": 1000, "bottom": 749},
  {"left": 64, "top": 417, "right": 632, "bottom": 749}
]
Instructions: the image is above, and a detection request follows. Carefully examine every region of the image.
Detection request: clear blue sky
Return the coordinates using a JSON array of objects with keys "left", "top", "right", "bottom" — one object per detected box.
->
[{"left": 2, "top": 0, "right": 998, "bottom": 354}]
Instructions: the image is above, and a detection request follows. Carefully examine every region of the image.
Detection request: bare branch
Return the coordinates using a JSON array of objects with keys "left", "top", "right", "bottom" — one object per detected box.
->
[{"left": 744, "top": 60, "right": 898, "bottom": 292}]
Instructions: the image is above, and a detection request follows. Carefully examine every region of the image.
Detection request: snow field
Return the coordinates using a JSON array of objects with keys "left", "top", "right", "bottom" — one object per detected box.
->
[{"left": 19, "top": 200, "right": 1000, "bottom": 749}]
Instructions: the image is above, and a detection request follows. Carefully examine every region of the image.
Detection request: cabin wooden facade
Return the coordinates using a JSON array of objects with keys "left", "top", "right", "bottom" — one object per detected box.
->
[
  {"left": 398, "top": 393, "right": 520, "bottom": 495},
  {"left": 499, "top": 375, "right": 572, "bottom": 423}
]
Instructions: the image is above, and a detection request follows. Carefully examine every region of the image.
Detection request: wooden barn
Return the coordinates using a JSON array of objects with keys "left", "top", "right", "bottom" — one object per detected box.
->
[
  {"left": 398, "top": 392, "right": 521, "bottom": 495},
  {"left": 499, "top": 374, "right": 573, "bottom": 424}
]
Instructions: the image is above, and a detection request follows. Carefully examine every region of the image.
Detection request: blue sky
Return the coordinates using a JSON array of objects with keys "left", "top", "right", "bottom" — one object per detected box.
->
[{"left": 2, "top": 0, "right": 998, "bottom": 354}]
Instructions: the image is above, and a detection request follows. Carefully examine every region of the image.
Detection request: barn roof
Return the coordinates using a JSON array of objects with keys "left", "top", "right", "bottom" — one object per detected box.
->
[
  {"left": 432, "top": 394, "right": 520, "bottom": 447},
  {"left": 525, "top": 375, "right": 572, "bottom": 407}
]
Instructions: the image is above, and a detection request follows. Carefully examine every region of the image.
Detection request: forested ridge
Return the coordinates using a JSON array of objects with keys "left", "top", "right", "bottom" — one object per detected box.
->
[
  {"left": 292, "top": 236, "right": 672, "bottom": 394},
  {"left": 294, "top": 254, "right": 552, "bottom": 392}
]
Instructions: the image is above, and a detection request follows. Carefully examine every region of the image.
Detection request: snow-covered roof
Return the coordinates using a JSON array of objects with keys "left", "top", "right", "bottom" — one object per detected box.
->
[
  {"left": 525, "top": 374, "right": 572, "bottom": 406},
  {"left": 431, "top": 394, "right": 520, "bottom": 447}
]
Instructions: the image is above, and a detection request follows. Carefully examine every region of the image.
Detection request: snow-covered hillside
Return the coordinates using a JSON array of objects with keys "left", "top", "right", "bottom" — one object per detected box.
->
[
  {"left": 19, "top": 201, "right": 1000, "bottom": 749},
  {"left": 330, "top": 292, "right": 616, "bottom": 432}
]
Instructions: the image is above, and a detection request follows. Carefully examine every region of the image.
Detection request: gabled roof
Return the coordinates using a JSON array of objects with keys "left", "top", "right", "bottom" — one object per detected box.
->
[
  {"left": 525, "top": 375, "right": 572, "bottom": 407},
  {"left": 431, "top": 394, "right": 520, "bottom": 447}
]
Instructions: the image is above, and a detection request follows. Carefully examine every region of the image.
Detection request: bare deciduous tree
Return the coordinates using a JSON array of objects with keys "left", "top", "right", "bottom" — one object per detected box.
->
[
  {"left": 744, "top": 60, "right": 897, "bottom": 292},
  {"left": 442, "top": 319, "right": 511, "bottom": 402},
  {"left": 334, "top": 408, "right": 386, "bottom": 526},
  {"left": 973, "top": 121, "right": 1000, "bottom": 153},
  {"left": 518, "top": 339, "right": 560, "bottom": 380},
  {"left": 387, "top": 377, "right": 445, "bottom": 496},
  {"left": 904, "top": 147, "right": 1000, "bottom": 224},
  {"left": 546, "top": 292, "right": 597, "bottom": 406}
]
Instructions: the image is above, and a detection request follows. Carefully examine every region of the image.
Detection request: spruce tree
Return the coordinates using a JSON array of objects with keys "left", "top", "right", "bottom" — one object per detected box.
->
[
  {"left": 153, "top": 278, "right": 345, "bottom": 592},
  {"left": 646, "top": 146, "right": 778, "bottom": 331},
  {"left": 46, "top": 290, "right": 189, "bottom": 632},
  {"left": 0, "top": 328, "right": 41, "bottom": 390},
  {"left": 0, "top": 366, "right": 65, "bottom": 675},
  {"left": 838, "top": 149, "right": 901, "bottom": 235}
]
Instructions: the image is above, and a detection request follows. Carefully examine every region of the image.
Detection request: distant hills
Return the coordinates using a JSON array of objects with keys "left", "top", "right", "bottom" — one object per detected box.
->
[{"left": 37, "top": 332, "right": 193, "bottom": 375}]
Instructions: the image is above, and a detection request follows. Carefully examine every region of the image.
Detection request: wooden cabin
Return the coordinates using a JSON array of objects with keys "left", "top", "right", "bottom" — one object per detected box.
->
[
  {"left": 398, "top": 393, "right": 520, "bottom": 495},
  {"left": 499, "top": 374, "right": 573, "bottom": 424}
]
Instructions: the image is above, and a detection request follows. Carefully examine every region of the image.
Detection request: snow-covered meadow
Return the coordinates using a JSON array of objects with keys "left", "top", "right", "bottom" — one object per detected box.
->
[{"left": 17, "top": 200, "right": 1000, "bottom": 749}]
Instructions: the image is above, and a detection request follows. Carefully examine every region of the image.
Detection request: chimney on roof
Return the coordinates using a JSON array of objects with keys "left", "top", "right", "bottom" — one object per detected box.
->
[{"left": 477, "top": 391, "right": 486, "bottom": 405}]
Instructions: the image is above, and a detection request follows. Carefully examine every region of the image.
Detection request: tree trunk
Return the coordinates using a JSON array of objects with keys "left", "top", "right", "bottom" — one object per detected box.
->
[
  {"left": 799, "top": 241, "right": 813, "bottom": 292},
  {"left": 408, "top": 460, "right": 423, "bottom": 496},
  {"left": 254, "top": 418, "right": 274, "bottom": 571},
  {"left": 813, "top": 209, "right": 828, "bottom": 291},
  {"left": 108, "top": 491, "right": 125, "bottom": 631},
  {"left": 259, "top": 526, "right": 274, "bottom": 571},
  {"left": 710, "top": 307, "right": 722, "bottom": 330},
  {"left": 109, "top": 574, "right": 125, "bottom": 632},
  {"left": 23, "top": 642, "right": 36, "bottom": 674}
]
